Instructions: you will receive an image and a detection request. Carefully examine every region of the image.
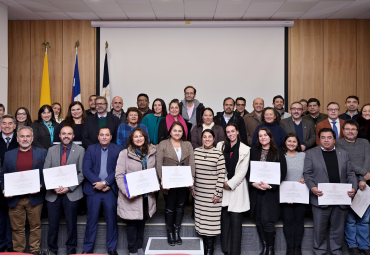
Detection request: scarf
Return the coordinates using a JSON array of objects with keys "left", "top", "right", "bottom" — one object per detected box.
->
[
  {"left": 134, "top": 148, "right": 148, "bottom": 170},
  {"left": 224, "top": 139, "right": 240, "bottom": 180},
  {"left": 202, "top": 122, "right": 215, "bottom": 131},
  {"left": 43, "top": 120, "right": 54, "bottom": 144},
  {"left": 166, "top": 114, "right": 188, "bottom": 139}
]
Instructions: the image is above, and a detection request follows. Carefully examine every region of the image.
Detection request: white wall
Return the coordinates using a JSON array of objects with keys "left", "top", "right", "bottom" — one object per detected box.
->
[{"left": 0, "top": 3, "right": 8, "bottom": 112}]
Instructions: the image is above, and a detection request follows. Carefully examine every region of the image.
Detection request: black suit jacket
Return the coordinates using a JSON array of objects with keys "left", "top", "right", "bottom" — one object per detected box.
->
[
  {"left": 215, "top": 112, "right": 248, "bottom": 145},
  {"left": 82, "top": 113, "right": 120, "bottom": 148},
  {"left": 31, "top": 121, "right": 59, "bottom": 150}
]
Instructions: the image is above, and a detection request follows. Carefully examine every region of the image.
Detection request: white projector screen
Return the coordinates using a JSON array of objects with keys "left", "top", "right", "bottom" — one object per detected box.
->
[{"left": 99, "top": 27, "right": 285, "bottom": 113}]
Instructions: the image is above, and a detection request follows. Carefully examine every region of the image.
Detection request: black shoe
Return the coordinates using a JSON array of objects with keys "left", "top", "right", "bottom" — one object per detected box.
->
[
  {"left": 166, "top": 225, "right": 176, "bottom": 246},
  {"left": 286, "top": 245, "right": 294, "bottom": 255},
  {"left": 203, "top": 236, "right": 207, "bottom": 255},
  {"left": 256, "top": 226, "right": 267, "bottom": 255},
  {"left": 108, "top": 250, "right": 118, "bottom": 255},
  {"left": 68, "top": 248, "right": 76, "bottom": 255},
  {"left": 174, "top": 225, "right": 182, "bottom": 245},
  {"left": 0, "top": 247, "right": 6, "bottom": 252},
  {"left": 349, "top": 247, "right": 362, "bottom": 255},
  {"left": 204, "top": 236, "right": 215, "bottom": 255},
  {"left": 360, "top": 249, "right": 370, "bottom": 255},
  {"left": 7, "top": 247, "right": 14, "bottom": 252},
  {"left": 264, "top": 231, "right": 276, "bottom": 255},
  {"left": 294, "top": 244, "right": 302, "bottom": 255},
  {"left": 266, "top": 246, "right": 275, "bottom": 255}
]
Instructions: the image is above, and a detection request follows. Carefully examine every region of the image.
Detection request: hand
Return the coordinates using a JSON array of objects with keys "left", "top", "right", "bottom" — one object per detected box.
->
[
  {"left": 299, "top": 178, "right": 305, "bottom": 184},
  {"left": 161, "top": 178, "right": 169, "bottom": 190},
  {"left": 2, "top": 190, "right": 12, "bottom": 198},
  {"left": 252, "top": 182, "right": 266, "bottom": 190},
  {"left": 364, "top": 173, "right": 370, "bottom": 181},
  {"left": 93, "top": 182, "right": 104, "bottom": 190},
  {"left": 191, "top": 189, "right": 195, "bottom": 198},
  {"left": 125, "top": 193, "right": 136, "bottom": 199},
  {"left": 300, "top": 145, "right": 306, "bottom": 152},
  {"left": 287, "top": 202, "right": 293, "bottom": 204},
  {"left": 223, "top": 182, "right": 231, "bottom": 190},
  {"left": 212, "top": 195, "right": 220, "bottom": 204},
  {"left": 56, "top": 187, "right": 69, "bottom": 194},
  {"left": 348, "top": 188, "right": 356, "bottom": 198},
  {"left": 260, "top": 181, "right": 270, "bottom": 190},
  {"left": 102, "top": 186, "right": 111, "bottom": 192},
  {"left": 359, "top": 181, "right": 367, "bottom": 191},
  {"left": 311, "top": 187, "right": 323, "bottom": 197}
]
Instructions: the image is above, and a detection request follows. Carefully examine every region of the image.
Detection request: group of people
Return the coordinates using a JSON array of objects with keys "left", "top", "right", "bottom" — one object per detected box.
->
[{"left": 0, "top": 87, "right": 369, "bottom": 255}]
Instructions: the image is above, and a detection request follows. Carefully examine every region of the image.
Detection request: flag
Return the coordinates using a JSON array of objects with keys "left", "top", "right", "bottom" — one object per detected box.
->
[
  {"left": 101, "top": 52, "right": 110, "bottom": 108},
  {"left": 40, "top": 52, "right": 51, "bottom": 107},
  {"left": 71, "top": 53, "right": 81, "bottom": 102}
]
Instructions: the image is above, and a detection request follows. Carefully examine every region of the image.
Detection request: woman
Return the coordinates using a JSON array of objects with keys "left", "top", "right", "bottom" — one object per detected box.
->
[
  {"left": 357, "top": 103, "right": 370, "bottom": 142},
  {"left": 54, "top": 102, "right": 86, "bottom": 144},
  {"left": 248, "top": 127, "right": 287, "bottom": 255},
  {"left": 52, "top": 102, "right": 63, "bottom": 124},
  {"left": 216, "top": 123, "right": 250, "bottom": 255},
  {"left": 156, "top": 121, "right": 195, "bottom": 246},
  {"left": 15, "top": 107, "right": 32, "bottom": 130},
  {"left": 141, "top": 98, "right": 167, "bottom": 146},
  {"left": 193, "top": 129, "right": 225, "bottom": 255},
  {"left": 252, "top": 107, "right": 286, "bottom": 148},
  {"left": 191, "top": 108, "right": 225, "bottom": 149},
  {"left": 115, "top": 128, "right": 157, "bottom": 255},
  {"left": 117, "top": 107, "right": 149, "bottom": 149},
  {"left": 158, "top": 99, "right": 192, "bottom": 144},
  {"left": 281, "top": 133, "right": 306, "bottom": 255},
  {"left": 31, "top": 105, "right": 58, "bottom": 150}
]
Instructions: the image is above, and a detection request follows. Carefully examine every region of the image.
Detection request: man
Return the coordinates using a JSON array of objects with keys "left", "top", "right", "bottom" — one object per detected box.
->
[
  {"left": 272, "top": 95, "right": 291, "bottom": 120},
  {"left": 109, "top": 96, "right": 127, "bottom": 124},
  {"left": 280, "top": 102, "right": 316, "bottom": 151},
  {"left": 137, "top": 93, "right": 153, "bottom": 123},
  {"left": 339, "top": 96, "right": 359, "bottom": 121},
  {"left": 299, "top": 99, "right": 308, "bottom": 116},
  {"left": 243, "top": 98, "right": 264, "bottom": 146},
  {"left": 0, "top": 115, "right": 18, "bottom": 252},
  {"left": 336, "top": 120, "right": 370, "bottom": 255},
  {"left": 316, "top": 102, "right": 345, "bottom": 146},
  {"left": 85, "top": 95, "right": 97, "bottom": 116},
  {"left": 235, "top": 97, "right": 249, "bottom": 117},
  {"left": 0, "top": 126, "right": 47, "bottom": 255},
  {"left": 82, "top": 127, "right": 121, "bottom": 255},
  {"left": 215, "top": 97, "right": 248, "bottom": 145},
  {"left": 302, "top": 98, "right": 328, "bottom": 127},
  {"left": 0, "top": 104, "right": 5, "bottom": 119},
  {"left": 179, "top": 86, "right": 205, "bottom": 131},
  {"left": 303, "top": 128, "right": 357, "bottom": 255},
  {"left": 82, "top": 96, "right": 120, "bottom": 148},
  {"left": 45, "top": 126, "right": 85, "bottom": 255}
]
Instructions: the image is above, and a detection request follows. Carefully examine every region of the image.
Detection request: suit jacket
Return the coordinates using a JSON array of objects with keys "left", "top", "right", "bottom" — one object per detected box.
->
[
  {"left": 280, "top": 118, "right": 316, "bottom": 149},
  {"left": 157, "top": 118, "right": 192, "bottom": 144},
  {"left": 191, "top": 124, "right": 225, "bottom": 149},
  {"left": 110, "top": 109, "right": 127, "bottom": 124},
  {"left": 82, "top": 143, "right": 121, "bottom": 196},
  {"left": 243, "top": 111, "right": 262, "bottom": 147},
  {"left": 82, "top": 113, "right": 120, "bottom": 148},
  {"left": 316, "top": 118, "right": 345, "bottom": 145},
  {"left": 215, "top": 112, "right": 248, "bottom": 145},
  {"left": 302, "top": 113, "right": 328, "bottom": 127},
  {"left": 303, "top": 146, "right": 358, "bottom": 208},
  {"left": 0, "top": 146, "right": 47, "bottom": 208},
  {"left": 44, "top": 143, "right": 85, "bottom": 202},
  {"left": 31, "top": 121, "right": 59, "bottom": 150}
]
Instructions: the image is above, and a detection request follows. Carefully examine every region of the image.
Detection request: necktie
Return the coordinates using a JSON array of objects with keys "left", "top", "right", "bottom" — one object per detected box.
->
[
  {"left": 61, "top": 147, "right": 67, "bottom": 166},
  {"left": 332, "top": 121, "right": 339, "bottom": 140},
  {"left": 5, "top": 137, "right": 10, "bottom": 149}
]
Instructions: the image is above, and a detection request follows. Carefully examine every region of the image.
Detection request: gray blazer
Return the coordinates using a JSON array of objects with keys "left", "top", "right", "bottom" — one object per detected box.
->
[
  {"left": 44, "top": 143, "right": 85, "bottom": 202},
  {"left": 303, "top": 146, "right": 358, "bottom": 209},
  {"left": 280, "top": 118, "right": 316, "bottom": 149}
]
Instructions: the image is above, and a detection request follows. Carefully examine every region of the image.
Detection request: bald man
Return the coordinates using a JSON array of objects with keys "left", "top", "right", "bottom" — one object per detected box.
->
[
  {"left": 109, "top": 96, "right": 127, "bottom": 124},
  {"left": 243, "top": 98, "right": 264, "bottom": 146}
]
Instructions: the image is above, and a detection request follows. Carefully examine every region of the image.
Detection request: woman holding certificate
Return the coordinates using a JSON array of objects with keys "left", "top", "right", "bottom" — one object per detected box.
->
[
  {"left": 216, "top": 123, "right": 250, "bottom": 255},
  {"left": 248, "top": 127, "right": 287, "bottom": 255},
  {"left": 115, "top": 127, "right": 157, "bottom": 255},
  {"left": 156, "top": 121, "right": 195, "bottom": 246},
  {"left": 193, "top": 129, "right": 225, "bottom": 255},
  {"left": 281, "top": 133, "right": 306, "bottom": 255}
]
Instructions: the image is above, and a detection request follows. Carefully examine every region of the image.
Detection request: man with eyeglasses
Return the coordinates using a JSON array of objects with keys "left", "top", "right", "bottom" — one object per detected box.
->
[
  {"left": 234, "top": 97, "right": 249, "bottom": 118},
  {"left": 316, "top": 102, "right": 345, "bottom": 146},
  {"left": 137, "top": 93, "right": 153, "bottom": 123},
  {"left": 179, "top": 86, "right": 204, "bottom": 131},
  {"left": 82, "top": 96, "right": 120, "bottom": 148},
  {"left": 280, "top": 102, "right": 316, "bottom": 151},
  {"left": 336, "top": 120, "right": 370, "bottom": 255}
]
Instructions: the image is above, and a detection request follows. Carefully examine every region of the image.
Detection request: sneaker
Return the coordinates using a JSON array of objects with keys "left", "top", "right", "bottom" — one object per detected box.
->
[
  {"left": 348, "top": 247, "right": 362, "bottom": 255},
  {"left": 359, "top": 249, "right": 370, "bottom": 255}
]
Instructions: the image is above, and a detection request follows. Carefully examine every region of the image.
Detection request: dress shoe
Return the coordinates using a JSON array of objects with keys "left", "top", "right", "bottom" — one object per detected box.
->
[
  {"left": 360, "top": 249, "right": 370, "bottom": 255},
  {"left": 294, "top": 244, "right": 302, "bottom": 255},
  {"left": 348, "top": 247, "right": 362, "bottom": 255},
  {"left": 7, "top": 247, "right": 14, "bottom": 252},
  {"left": 174, "top": 225, "right": 182, "bottom": 245},
  {"left": 108, "top": 250, "right": 118, "bottom": 255},
  {"left": 68, "top": 248, "right": 76, "bottom": 255},
  {"left": 0, "top": 246, "right": 6, "bottom": 252},
  {"left": 166, "top": 225, "right": 176, "bottom": 246}
]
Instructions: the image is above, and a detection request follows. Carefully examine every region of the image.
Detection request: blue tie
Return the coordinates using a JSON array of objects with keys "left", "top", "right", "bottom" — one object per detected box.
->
[{"left": 332, "top": 121, "right": 339, "bottom": 140}]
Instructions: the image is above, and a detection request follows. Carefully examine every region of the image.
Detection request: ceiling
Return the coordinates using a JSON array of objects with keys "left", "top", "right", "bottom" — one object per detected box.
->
[{"left": 1, "top": 0, "right": 370, "bottom": 21}]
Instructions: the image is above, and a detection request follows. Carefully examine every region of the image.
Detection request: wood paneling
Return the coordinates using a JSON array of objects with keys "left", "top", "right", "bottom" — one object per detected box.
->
[
  {"left": 357, "top": 20, "right": 370, "bottom": 108},
  {"left": 8, "top": 21, "right": 31, "bottom": 117}
]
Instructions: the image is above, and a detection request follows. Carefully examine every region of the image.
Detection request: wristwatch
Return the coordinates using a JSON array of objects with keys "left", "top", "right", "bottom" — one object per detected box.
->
[
  {"left": 269, "top": 185, "right": 272, "bottom": 189},
  {"left": 102, "top": 180, "right": 107, "bottom": 188}
]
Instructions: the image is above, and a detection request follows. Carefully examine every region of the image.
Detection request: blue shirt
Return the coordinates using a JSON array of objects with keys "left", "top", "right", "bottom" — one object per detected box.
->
[
  {"left": 116, "top": 123, "right": 150, "bottom": 149},
  {"left": 293, "top": 120, "right": 306, "bottom": 147},
  {"left": 59, "top": 143, "right": 72, "bottom": 165},
  {"left": 99, "top": 147, "right": 108, "bottom": 181}
]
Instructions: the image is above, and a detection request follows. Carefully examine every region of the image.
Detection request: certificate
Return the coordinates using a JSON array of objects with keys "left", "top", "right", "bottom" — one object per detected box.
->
[
  {"left": 351, "top": 185, "right": 370, "bottom": 218},
  {"left": 162, "top": 166, "right": 193, "bottom": 189},
  {"left": 280, "top": 181, "right": 309, "bottom": 204},
  {"left": 249, "top": 161, "right": 281, "bottom": 185},
  {"left": 318, "top": 183, "right": 352, "bottom": 205},
  {"left": 4, "top": 169, "right": 40, "bottom": 197},
  {"left": 124, "top": 168, "right": 159, "bottom": 198},
  {"left": 43, "top": 164, "right": 79, "bottom": 190}
]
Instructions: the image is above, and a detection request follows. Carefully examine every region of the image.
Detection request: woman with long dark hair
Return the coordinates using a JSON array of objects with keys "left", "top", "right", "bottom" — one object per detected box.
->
[
  {"left": 31, "top": 104, "right": 58, "bottom": 150},
  {"left": 357, "top": 103, "right": 370, "bottom": 142},
  {"left": 15, "top": 107, "right": 32, "bottom": 130},
  {"left": 141, "top": 98, "right": 167, "bottom": 146}
]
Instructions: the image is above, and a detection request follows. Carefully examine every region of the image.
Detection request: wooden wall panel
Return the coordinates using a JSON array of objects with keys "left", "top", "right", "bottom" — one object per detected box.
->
[
  {"left": 323, "top": 20, "right": 357, "bottom": 112},
  {"left": 30, "top": 21, "right": 63, "bottom": 121},
  {"left": 8, "top": 21, "right": 31, "bottom": 117},
  {"left": 62, "top": 20, "right": 96, "bottom": 114},
  {"left": 357, "top": 20, "right": 370, "bottom": 107}
]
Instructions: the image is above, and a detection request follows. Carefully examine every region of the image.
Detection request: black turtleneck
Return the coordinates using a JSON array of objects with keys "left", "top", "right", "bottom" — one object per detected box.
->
[{"left": 322, "top": 150, "right": 340, "bottom": 183}]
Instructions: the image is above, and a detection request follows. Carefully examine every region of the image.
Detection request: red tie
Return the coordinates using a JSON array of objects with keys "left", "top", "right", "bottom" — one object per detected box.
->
[{"left": 61, "top": 147, "right": 67, "bottom": 166}]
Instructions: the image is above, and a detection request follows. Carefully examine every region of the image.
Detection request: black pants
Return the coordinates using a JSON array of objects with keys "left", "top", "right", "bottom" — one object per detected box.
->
[
  {"left": 221, "top": 206, "right": 243, "bottom": 255},
  {"left": 126, "top": 197, "right": 148, "bottom": 253},
  {"left": 281, "top": 203, "right": 307, "bottom": 246},
  {"left": 255, "top": 192, "right": 275, "bottom": 233},
  {"left": 163, "top": 187, "right": 188, "bottom": 227}
]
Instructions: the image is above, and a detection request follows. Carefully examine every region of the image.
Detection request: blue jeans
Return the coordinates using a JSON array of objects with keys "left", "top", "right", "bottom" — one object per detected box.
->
[{"left": 345, "top": 206, "right": 370, "bottom": 250}]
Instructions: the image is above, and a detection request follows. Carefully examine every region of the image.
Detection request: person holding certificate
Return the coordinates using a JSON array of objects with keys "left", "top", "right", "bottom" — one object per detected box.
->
[
  {"left": 156, "top": 121, "right": 195, "bottom": 246},
  {"left": 248, "top": 127, "right": 287, "bottom": 255},
  {"left": 115, "top": 127, "right": 157, "bottom": 255},
  {"left": 216, "top": 123, "right": 250, "bottom": 255},
  {"left": 193, "top": 129, "right": 225, "bottom": 255},
  {"left": 281, "top": 133, "right": 306, "bottom": 255}
]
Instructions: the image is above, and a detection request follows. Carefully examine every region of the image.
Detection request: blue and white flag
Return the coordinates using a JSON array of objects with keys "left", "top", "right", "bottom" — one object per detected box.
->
[
  {"left": 71, "top": 53, "right": 81, "bottom": 102},
  {"left": 101, "top": 52, "right": 110, "bottom": 108}
]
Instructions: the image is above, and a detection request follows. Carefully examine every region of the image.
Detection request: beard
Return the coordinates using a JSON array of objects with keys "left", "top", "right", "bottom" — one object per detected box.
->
[{"left": 20, "top": 141, "right": 32, "bottom": 148}]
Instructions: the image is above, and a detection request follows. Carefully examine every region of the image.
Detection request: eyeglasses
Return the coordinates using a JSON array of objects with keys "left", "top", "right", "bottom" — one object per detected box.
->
[
  {"left": 236, "top": 104, "right": 245, "bottom": 107},
  {"left": 343, "top": 128, "right": 357, "bottom": 132},
  {"left": 327, "top": 108, "right": 339, "bottom": 112},
  {"left": 17, "top": 112, "right": 27, "bottom": 116},
  {"left": 137, "top": 99, "right": 148, "bottom": 103},
  {"left": 185, "top": 92, "right": 194, "bottom": 95},
  {"left": 96, "top": 103, "right": 107, "bottom": 106},
  {"left": 290, "top": 108, "right": 303, "bottom": 111}
]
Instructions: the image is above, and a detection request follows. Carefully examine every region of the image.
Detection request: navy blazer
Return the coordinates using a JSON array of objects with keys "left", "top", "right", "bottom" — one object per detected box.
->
[
  {"left": 0, "top": 146, "right": 47, "bottom": 208},
  {"left": 82, "top": 143, "right": 121, "bottom": 196}
]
